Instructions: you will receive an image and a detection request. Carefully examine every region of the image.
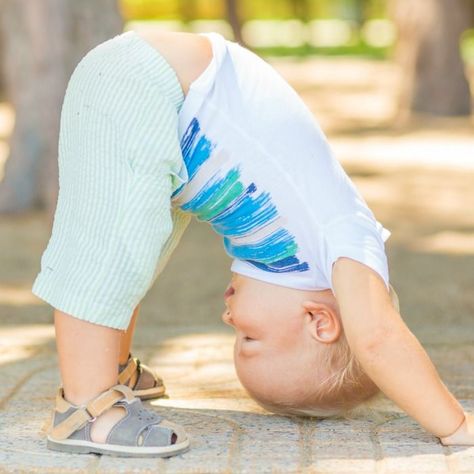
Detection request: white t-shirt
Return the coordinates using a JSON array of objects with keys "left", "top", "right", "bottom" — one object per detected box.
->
[{"left": 171, "top": 32, "right": 390, "bottom": 291}]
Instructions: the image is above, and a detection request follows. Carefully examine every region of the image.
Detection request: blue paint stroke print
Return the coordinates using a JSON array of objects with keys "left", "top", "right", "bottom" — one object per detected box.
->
[
  {"left": 224, "top": 231, "right": 310, "bottom": 273},
  {"left": 180, "top": 117, "right": 215, "bottom": 181},
  {"left": 175, "top": 117, "right": 310, "bottom": 273},
  {"left": 180, "top": 167, "right": 244, "bottom": 221},
  {"left": 172, "top": 117, "right": 216, "bottom": 199},
  {"left": 209, "top": 183, "right": 279, "bottom": 237}
]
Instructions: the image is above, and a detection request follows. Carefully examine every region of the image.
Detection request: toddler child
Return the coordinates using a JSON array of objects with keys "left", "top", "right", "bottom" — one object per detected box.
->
[{"left": 32, "top": 28, "right": 473, "bottom": 457}]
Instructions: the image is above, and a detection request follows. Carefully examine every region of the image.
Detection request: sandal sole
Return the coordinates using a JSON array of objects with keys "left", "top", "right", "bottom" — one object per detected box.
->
[
  {"left": 46, "top": 436, "right": 190, "bottom": 458},
  {"left": 133, "top": 385, "right": 166, "bottom": 400}
]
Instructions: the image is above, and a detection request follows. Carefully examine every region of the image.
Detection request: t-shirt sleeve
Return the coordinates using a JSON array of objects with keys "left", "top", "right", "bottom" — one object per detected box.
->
[
  {"left": 320, "top": 211, "right": 390, "bottom": 291},
  {"left": 297, "top": 131, "right": 391, "bottom": 292}
]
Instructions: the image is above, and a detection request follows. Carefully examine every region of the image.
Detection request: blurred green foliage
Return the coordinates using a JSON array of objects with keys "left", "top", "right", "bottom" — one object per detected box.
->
[
  {"left": 462, "top": 29, "right": 474, "bottom": 63},
  {"left": 119, "top": 0, "right": 474, "bottom": 63},
  {"left": 120, "top": 0, "right": 391, "bottom": 58},
  {"left": 119, "top": 0, "right": 388, "bottom": 22},
  {"left": 255, "top": 43, "right": 390, "bottom": 59}
]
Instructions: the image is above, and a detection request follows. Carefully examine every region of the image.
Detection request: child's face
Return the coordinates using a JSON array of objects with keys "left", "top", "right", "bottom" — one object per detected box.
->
[{"left": 222, "top": 273, "right": 340, "bottom": 406}]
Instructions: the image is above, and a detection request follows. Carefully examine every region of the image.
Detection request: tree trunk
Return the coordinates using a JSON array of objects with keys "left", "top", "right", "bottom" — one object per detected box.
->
[
  {"left": 0, "top": 36, "right": 5, "bottom": 100},
  {"left": 352, "top": 0, "right": 370, "bottom": 27},
  {"left": 291, "top": 0, "right": 311, "bottom": 24},
  {"left": 0, "top": 0, "right": 123, "bottom": 216},
  {"left": 178, "top": 0, "right": 197, "bottom": 26},
  {"left": 225, "top": 0, "right": 246, "bottom": 46},
  {"left": 390, "top": 0, "right": 473, "bottom": 117},
  {"left": 339, "top": 0, "right": 369, "bottom": 27}
]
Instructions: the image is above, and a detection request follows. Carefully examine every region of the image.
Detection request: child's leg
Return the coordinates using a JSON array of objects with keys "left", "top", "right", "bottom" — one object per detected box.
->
[
  {"left": 118, "top": 304, "right": 139, "bottom": 365},
  {"left": 54, "top": 309, "right": 127, "bottom": 443},
  {"left": 31, "top": 31, "right": 188, "bottom": 452},
  {"left": 118, "top": 303, "right": 169, "bottom": 400},
  {"left": 54, "top": 310, "right": 121, "bottom": 403}
]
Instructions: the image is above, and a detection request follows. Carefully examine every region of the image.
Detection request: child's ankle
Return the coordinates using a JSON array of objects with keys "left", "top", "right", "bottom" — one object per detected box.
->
[
  {"left": 62, "top": 386, "right": 110, "bottom": 407},
  {"left": 118, "top": 351, "right": 132, "bottom": 366}
]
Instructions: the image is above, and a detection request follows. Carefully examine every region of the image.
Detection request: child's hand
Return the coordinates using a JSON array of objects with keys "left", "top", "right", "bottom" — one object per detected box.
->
[{"left": 440, "top": 413, "right": 474, "bottom": 446}]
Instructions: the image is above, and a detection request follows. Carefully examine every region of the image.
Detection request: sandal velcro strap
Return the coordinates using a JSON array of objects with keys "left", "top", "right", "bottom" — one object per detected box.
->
[
  {"left": 50, "top": 384, "right": 136, "bottom": 440},
  {"left": 86, "top": 384, "right": 135, "bottom": 417},
  {"left": 118, "top": 357, "right": 139, "bottom": 386},
  {"left": 49, "top": 407, "right": 93, "bottom": 440}
]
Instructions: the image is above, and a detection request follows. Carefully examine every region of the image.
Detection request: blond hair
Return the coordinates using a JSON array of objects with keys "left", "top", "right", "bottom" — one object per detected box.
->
[{"left": 255, "top": 333, "right": 380, "bottom": 418}]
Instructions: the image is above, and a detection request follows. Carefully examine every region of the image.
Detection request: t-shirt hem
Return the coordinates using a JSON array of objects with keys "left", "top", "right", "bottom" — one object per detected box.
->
[{"left": 230, "top": 259, "right": 329, "bottom": 291}]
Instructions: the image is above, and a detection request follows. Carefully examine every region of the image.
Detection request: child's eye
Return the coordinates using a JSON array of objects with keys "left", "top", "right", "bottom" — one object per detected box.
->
[{"left": 243, "top": 336, "right": 255, "bottom": 342}]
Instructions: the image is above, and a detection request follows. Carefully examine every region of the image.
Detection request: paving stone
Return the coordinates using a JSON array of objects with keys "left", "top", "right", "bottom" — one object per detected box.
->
[
  {"left": 311, "top": 457, "right": 378, "bottom": 473},
  {"left": 445, "top": 446, "right": 474, "bottom": 473},
  {"left": 231, "top": 421, "right": 301, "bottom": 471},
  {"left": 379, "top": 447, "right": 448, "bottom": 472},
  {"left": 0, "top": 447, "right": 95, "bottom": 473},
  {"left": 310, "top": 424, "right": 377, "bottom": 471},
  {"left": 0, "top": 354, "right": 54, "bottom": 404},
  {"left": 0, "top": 366, "right": 96, "bottom": 472},
  {"left": 97, "top": 456, "right": 165, "bottom": 473},
  {"left": 156, "top": 407, "right": 235, "bottom": 472}
]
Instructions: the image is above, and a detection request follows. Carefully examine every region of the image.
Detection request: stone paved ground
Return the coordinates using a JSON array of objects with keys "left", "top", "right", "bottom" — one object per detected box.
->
[{"left": 0, "top": 55, "right": 474, "bottom": 473}]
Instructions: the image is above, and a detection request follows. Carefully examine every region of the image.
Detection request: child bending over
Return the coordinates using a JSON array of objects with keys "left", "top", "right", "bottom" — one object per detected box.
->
[{"left": 32, "top": 28, "right": 473, "bottom": 457}]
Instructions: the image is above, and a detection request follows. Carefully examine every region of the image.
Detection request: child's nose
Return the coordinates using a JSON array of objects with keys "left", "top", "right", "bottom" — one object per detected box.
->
[{"left": 221, "top": 309, "right": 234, "bottom": 327}]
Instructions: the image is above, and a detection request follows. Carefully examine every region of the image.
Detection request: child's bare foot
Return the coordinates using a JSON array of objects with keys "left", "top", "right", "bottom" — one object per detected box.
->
[
  {"left": 63, "top": 390, "right": 128, "bottom": 443},
  {"left": 89, "top": 406, "right": 127, "bottom": 443}
]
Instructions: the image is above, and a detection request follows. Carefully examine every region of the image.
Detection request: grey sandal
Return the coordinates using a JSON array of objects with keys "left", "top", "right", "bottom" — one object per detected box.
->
[
  {"left": 46, "top": 384, "right": 190, "bottom": 457},
  {"left": 118, "top": 353, "right": 166, "bottom": 400}
]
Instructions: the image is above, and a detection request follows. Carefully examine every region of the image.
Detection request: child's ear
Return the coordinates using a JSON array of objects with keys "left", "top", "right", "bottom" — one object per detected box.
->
[{"left": 302, "top": 300, "right": 341, "bottom": 343}]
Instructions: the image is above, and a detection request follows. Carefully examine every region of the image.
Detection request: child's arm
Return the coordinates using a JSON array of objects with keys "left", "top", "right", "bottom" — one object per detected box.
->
[{"left": 332, "top": 257, "right": 469, "bottom": 442}]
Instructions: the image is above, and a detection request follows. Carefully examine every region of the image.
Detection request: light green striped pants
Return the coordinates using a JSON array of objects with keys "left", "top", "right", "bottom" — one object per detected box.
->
[{"left": 31, "top": 30, "right": 188, "bottom": 330}]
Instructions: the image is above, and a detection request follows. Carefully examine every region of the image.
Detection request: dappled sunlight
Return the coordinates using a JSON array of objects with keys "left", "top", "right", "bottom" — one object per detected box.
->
[
  {"left": 0, "top": 324, "right": 54, "bottom": 366},
  {"left": 153, "top": 397, "right": 265, "bottom": 413},
  {"left": 0, "top": 285, "right": 43, "bottom": 306},
  {"left": 148, "top": 331, "right": 264, "bottom": 412},
  {"left": 0, "top": 102, "right": 14, "bottom": 138},
  {"left": 146, "top": 332, "right": 245, "bottom": 398},
  {"left": 305, "top": 89, "right": 396, "bottom": 128},
  {"left": 0, "top": 142, "right": 8, "bottom": 183},
  {"left": 0, "top": 102, "right": 14, "bottom": 182},
  {"left": 0, "top": 345, "right": 36, "bottom": 366},
  {"left": 272, "top": 57, "right": 399, "bottom": 91},
  {"left": 408, "top": 231, "right": 474, "bottom": 255},
  {"left": 334, "top": 135, "right": 474, "bottom": 170},
  {"left": 341, "top": 162, "right": 474, "bottom": 245}
]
